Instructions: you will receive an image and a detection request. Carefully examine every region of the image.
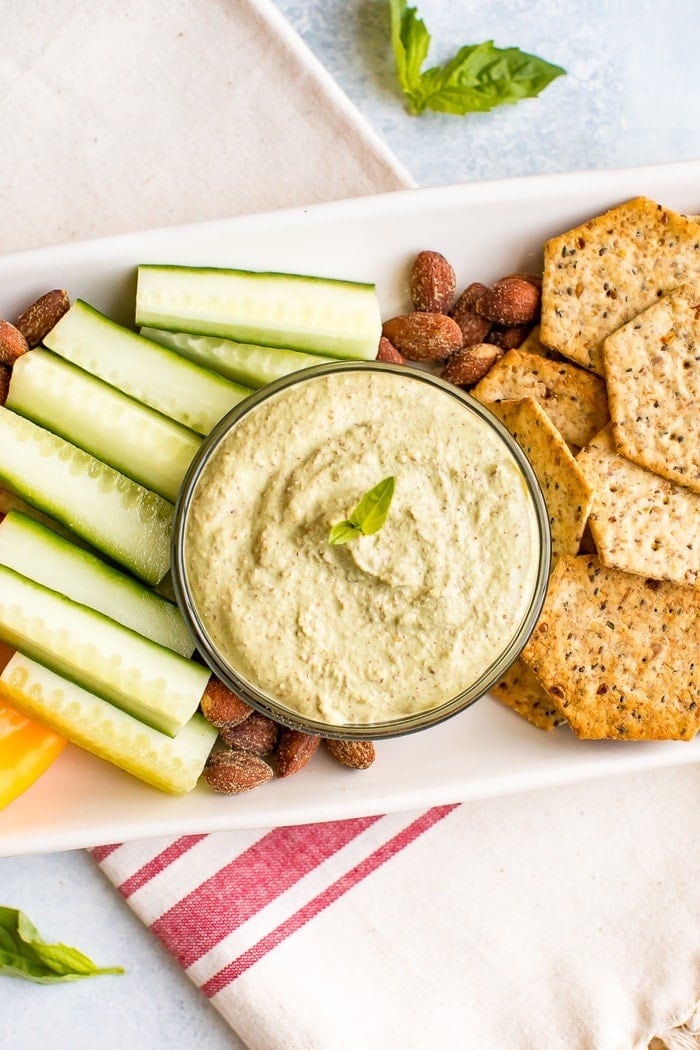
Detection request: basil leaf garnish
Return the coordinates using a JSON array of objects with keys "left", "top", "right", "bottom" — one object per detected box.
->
[
  {"left": 0, "top": 906, "right": 124, "bottom": 984},
  {"left": 328, "top": 476, "right": 395, "bottom": 545}
]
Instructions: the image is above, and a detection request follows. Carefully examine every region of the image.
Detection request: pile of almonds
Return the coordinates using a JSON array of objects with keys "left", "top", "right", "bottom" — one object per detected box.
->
[
  {"left": 200, "top": 678, "right": 376, "bottom": 794},
  {"left": 379, "top": 250, "right": 541, "bottom": 386}
]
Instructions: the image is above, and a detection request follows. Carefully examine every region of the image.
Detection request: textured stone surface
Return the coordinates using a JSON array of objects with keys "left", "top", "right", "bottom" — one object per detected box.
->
[{"left": 278, "top": 0, "right": 700, "bottom": 186}]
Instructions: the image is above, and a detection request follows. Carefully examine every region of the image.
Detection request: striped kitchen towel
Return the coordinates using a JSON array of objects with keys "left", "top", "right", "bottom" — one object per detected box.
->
[{"left": 92, "top": 766, "right": 700, "bottom": 1050}]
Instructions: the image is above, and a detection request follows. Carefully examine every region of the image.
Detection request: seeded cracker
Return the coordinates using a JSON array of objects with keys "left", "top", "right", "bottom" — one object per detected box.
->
[
  {"left": 603, "top": 284, "right": 700, "bottom": 494},
  {"left": 471, "top": 348, "right": 609, "bottom": 450},
  {"left": 489, "top": 397, "right": 593, "bottom": 562},
  {"left": 540, "top": 197, "right": 700, "bottom": 375},
  {"left": 577, "top": 426, "right": 700, "bottom": 588},
  {"left": 516, "top": 325, "right": 557, "bottom": 359},
  {"left": 521, "top": 556, "right": 700, "bottom": 740},
  {"left": 492, "top": 659, "right": 565, "bottom": 731}
]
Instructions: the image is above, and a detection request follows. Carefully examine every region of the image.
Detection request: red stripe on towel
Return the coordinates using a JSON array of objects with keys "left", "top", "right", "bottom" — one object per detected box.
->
[
  {"left": 151, "top": 814, "right": 382, "bottom": 969},
  {"left": 203, "top": 804, "right": 458, "bottom": 995},
  {"left": 90, "top": 843, "right": 122, "bottom": 862},
  {"left": 117, "top": 835, "right": 208, "bottom": 899}
]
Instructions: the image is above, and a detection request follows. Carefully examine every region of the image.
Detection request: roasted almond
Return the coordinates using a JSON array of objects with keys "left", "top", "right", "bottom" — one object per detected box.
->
[
  {"left": 219, "top": 711, "right": 280, "bottom": 755},
  {"left": 0, "top": 364, "right": 10, "bottom": 406},
  {"left": 382, "top": 312, "right": 462, "bottom": 362},
  {"left": 0, "top": 319, "right": 29, "bottom": 365},
  {"left": 200, "top": 677, "right": 253, "bottom": 728},
  {"left": 486, "top": 323, "right": 531, "bottom": 350},
  {"left": 449, "top": 282, "right": 492, "bottom": 345},
  {"left": 410, "top": 250, "right": 456, "bottom": 313},
  {"left": 376, "top": 335, "right": 406, "bottom": 365},
  {"left": 324, "top": 738, "right": 376, "bottom": 770},
  {"left": 16, "top": 289, "right": 70, "bottom": 348},
  {"left": 204, "top": 747, "right": 273, "bottom": 794},
  {"left": 276, "top": 729, "right": 320, "bottom": 777},
  {"left": 476, "top": 275, "right": 541, "bottom": 326},
  {"left": 442, "top": 343, "right": 504, "bottom": 387}
]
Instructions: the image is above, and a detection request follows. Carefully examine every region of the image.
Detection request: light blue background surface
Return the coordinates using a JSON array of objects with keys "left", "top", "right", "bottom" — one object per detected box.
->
[{"left": 2, "top": 2, "right": 698, "bottom": 1047}]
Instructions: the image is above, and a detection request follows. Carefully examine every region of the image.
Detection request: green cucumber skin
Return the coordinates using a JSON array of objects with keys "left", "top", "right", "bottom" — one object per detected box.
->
[
  {"left": 7, "top": 349, "right": 202, "bottom": 502},
  {"left": 135, "top": 265, "right": 382, "bottom": 359},
  {"left": 43, "top": 300, "right": 252, "bottom": 436},
  {"left": 0, "top": 407, "right": 172, "bottom": 586},
  {"left": 0, "top": 511, "right": 194, "bottom": 658},
  {"left": 1, "top": 653, "right": 217, "bottom": 795},
  {"left": 140, "top": 327, "right": 336, "bottom": 389},
  {"left": 0, "top": 489, "right": 93, "bottom": 552},
  {"left": 0, "top": 563, "right": 209, "bottom": 737}
]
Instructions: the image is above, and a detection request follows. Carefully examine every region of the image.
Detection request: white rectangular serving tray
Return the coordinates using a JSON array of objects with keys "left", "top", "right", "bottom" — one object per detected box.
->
[{"left": 1, "top": 160, "right": 699, "bottom": 857}]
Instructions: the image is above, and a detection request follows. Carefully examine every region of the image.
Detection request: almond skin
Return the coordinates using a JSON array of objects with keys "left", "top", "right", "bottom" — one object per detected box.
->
[
  {"left": 0, "top": 365, "right": 10, "bottom": 406},
  {"left": 325, "top": 738, "right": 376, "bottom": 770},
  {"left": 16, "top": 289, "right": 70, "bottom": 348},
  {"left": 410, "top": 250, "right": 456, "bottom": 313},
  {"left": 382, "top": 312, "right": 462, "bottom": 362},
  {"left": 442, "top": 343, "right": 504, "bottom": 387},
  {"left": 0, "top": 319, "right": 29, "bottom": 365},
  {"left": 219, "top": 711, "right": 280, "bottom": 755},
  {"left": 276, "top": 729, "right": 320, "bottom": 777},
  {"left": 200, "top": 677, "right": 253, "bottom": 728},
  {"left": 204, "top": 747, "right": 273, "bottom": 794},
  {"left": 486, "top": 323, "right": 531, "bottom": 350},
  {"left": 449, "top": 282, "right": 492, "bottom": 345},
  {"left": 376, "top": 335, "right": 405, "bottom": 364},
  {"left": 476, "top": 275, "right": 541, "bottom": 326}
]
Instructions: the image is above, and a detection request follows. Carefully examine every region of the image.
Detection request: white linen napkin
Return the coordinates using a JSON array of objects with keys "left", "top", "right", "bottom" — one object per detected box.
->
[{"left": 2, "top": 1, "right": 698, "bottom": 1047}]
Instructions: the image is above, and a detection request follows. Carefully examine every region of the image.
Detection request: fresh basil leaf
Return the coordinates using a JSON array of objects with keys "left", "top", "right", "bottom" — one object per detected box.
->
[
  {"left": 389, "top": 0, "right": 565, "bottom": 116},
  {"left": 328, "top": 520, "right": 363, "bottom": 546},
  {"left": 0, "top": 906, "right": 124, "bottom": 984},
  {"left": 328, "top": 476, "right": 396, "bottom": 545},
  {"left": 390, "top": 0, "right": 431, "bottom": 108},
  {"left": 349, "top": 476, "right": 396, "bottom": 535}
]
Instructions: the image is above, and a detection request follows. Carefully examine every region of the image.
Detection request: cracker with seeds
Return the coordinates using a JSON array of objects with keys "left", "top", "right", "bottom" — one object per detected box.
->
[
  {"left": 604, "top": 284, "right": 700, "bottom": 494},
  {"left": 540, "top": 197, "right": 700, "bottom": 375},
  {"left": 521, "top": 555, "right": 700, "bottom": 740},
  {"left": 489, "top": 397, "right": 593, "bottom": 563},
  {"left": 516, "top": 325, "right": 557, "bottom": 359},
  {"left": 492, "top": 658, "right": 565, "bottom": 731},
  {"left": 577, "top": 427, "right": 700, "bottom": 588},
  {"left": 472, "top": 348, "right": 609, "bottom": 449}
]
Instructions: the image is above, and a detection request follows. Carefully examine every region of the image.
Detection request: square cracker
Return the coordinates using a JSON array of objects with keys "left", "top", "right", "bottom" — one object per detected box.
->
[
  {"left": 604, "top": 283, "right": 700, "bottom": 494},
  {"left": 516, "top": 325, "right": 556, "bottom": 358},
  {"left": 489, "top": 396, "right": 593, "bottom": 563},
  {"left": 540, "top": 197, "right": 700, "bottom": 375},
  {"left": 521, "top": 555, "right": 700, "bottom": 740},
  {"left": 577, "top": 426, "right": 700, "bottom": 588},
  {"left": 491, "top": 658, "right": 565, "bottom": 731},
  {"left": 471, "top": 348, "right": 609, "bottom": 449}
]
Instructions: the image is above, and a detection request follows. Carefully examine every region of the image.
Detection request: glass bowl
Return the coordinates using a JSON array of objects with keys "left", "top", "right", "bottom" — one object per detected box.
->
[{"left": 171, "top": 361, "right": 551, "bottom": 740}]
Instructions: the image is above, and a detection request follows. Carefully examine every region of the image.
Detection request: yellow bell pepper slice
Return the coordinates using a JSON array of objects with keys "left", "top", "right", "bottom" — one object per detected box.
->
[{"left": 0, "top": 642, "right": 66, "bottom": 812}]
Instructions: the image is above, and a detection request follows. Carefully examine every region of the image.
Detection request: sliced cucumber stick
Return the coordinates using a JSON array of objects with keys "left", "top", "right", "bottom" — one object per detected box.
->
[
  {"left": 1, "top": 653, "right": 217, "bottom": 795},
  {"left": 7, "top": 350, "right": 202, "bottom": 502},
  {"left": 0, "top": 408, "right": 172, "bottom": 585},
  {"left": 0, "top": 489, "right": 93, "bottom": 551},
  {"left": 0, "top": 511, "right": 194, "bottom": 658},
  {"left": 140, "top": 327, "right": 335, "bottom": 389},
  {"left": 43, "top": 300, "right": 252, "bottom": 435},
  {"left": 136, "top": 265, "right": 382, "bottom": 359},
  {"left": 0, "top": 564, "right": 209, "bottom": 737}
]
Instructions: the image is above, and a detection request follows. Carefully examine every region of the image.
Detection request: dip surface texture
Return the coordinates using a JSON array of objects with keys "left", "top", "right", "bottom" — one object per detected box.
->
[{"left": 185, "top": 369, "right": 540, "bottom": 726}]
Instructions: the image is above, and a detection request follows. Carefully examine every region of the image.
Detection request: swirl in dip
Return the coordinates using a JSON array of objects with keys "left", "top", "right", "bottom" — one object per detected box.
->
[{"left": 183, "top": 367, "right": 542, "bottom": 727}]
